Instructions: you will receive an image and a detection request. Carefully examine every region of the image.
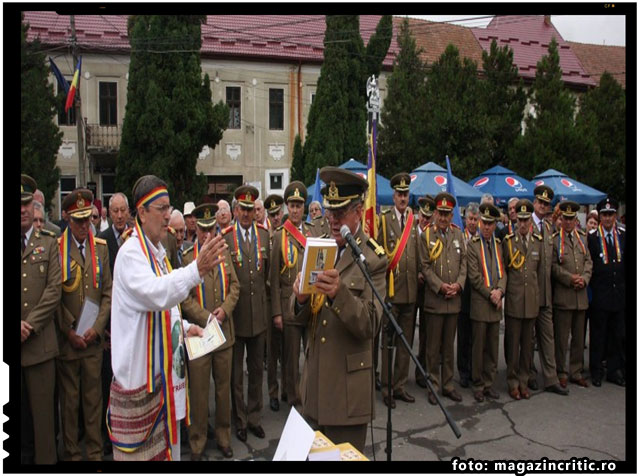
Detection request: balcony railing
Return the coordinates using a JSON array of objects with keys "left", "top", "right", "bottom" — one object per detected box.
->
[{"left": 86, "top": 123, "right": 122, "bottom": 151}]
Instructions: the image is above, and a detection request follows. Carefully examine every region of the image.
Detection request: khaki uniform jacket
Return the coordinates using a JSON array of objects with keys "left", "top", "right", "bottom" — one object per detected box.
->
[
  {"left": 377, "top": 209, "right": 420, "bottom": 304},
  {"left": 502, "top": 232, "right": 543, "bottom": 319},
  {"left": 56, "top": 236, "right": 112, "bottom": 359},
  {"left": 419, "top": 224, "right": 467, "bottom": 314},
  {"left": 551, "top": 230, "right": 592, "bottom": 311},
  {"left": 21, "top": 229, "right": 62, "bottom": 367},
  {"left": 467, "top": 236, "right": 507, "bottom": 322},
  {"left": 294, "top": 227, "right": 387, "bottom": 426},
  {"left": 270, "top": 221, "right": 315, "bottom": 325},
  {"left": 181, "top": 244, "right": 240, "bottom": 352},
  {"left": 222, "top": 223, "right": 270, "bottom": 337},
  {"left": 535, "top": 218, "right": 554, "bottom": 308},
  {"left": 312, "top": 215, "right": 330, "bottom": 237}
]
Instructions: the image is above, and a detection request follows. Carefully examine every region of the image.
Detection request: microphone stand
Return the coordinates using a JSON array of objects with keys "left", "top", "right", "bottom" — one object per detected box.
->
[{"left": 348, "top": 249, "right": 461, "bottom": 461}]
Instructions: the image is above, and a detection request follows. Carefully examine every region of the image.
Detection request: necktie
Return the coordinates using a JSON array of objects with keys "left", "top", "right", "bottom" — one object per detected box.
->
[
  {"left": 116, "top": 233, "right": 123, "bottom": 248},
  {"left": 245, "top": 229, "right": 250, "bottom": 245},
  {"left": 401, "top": 214, "right": 405, "bottom": 232},
  {"left": 607, "top": 232, "right": 613, "bottom": 249},
  {"left": 486, "top": 241, "right": 492, "bottom": 260},
  {"left": 78, "top": 244, "right": 85, "bottom": 264},
  {"left": 21, "top": 234, "right": 26, "bottom": 253},
  {"left": 178, "top": 248, "right": 183, "bottom": 267}
]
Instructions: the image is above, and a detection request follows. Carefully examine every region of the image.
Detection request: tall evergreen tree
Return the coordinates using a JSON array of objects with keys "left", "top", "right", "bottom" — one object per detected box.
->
[
  {"left": 377, "top": 18, "right": 428, "bottom": 177},
  {"left": 423, "top": 44, "right": 490, "bottom": 180},
  {"left": 480, "top": 39, "right": 526, "bottom": 169},
  {"left": 510, "top": 38, "right": 597, "bottom": 179},
  {"left": 302, "top": 15, "right": 392, "bottom": 184},
  {"left": 575, "top": 72, "right": 626, "bottom": 201},
  {"left": 290, "top": 134, "right": 305, "bottom": 183},
  {"left": 21, "top": 13, "right": 63, "bottom": 208},
  {"left": 117, "top": 15, "right": 228, "bottom": 208}
]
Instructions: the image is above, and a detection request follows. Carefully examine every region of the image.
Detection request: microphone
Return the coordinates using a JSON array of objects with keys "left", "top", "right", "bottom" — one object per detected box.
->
[{"left": 340, "top": 225, "right": 367, "bottom": 265}]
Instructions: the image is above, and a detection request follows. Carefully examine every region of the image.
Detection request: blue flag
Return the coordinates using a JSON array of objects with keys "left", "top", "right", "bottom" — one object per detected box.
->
[
  {"left": 49, "top": 57, "right": 69, "bottom": 95},
  {"left": 445, "top": 155, "right": 464, "bottom": 229},
  {"left": 306, "top": 168, "right": 323, "bottom": 223}
]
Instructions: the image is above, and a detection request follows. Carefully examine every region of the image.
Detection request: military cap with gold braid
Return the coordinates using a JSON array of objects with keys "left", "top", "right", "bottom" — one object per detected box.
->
[
  {"left": 193, "top": 203, "right": 218, "bottom": 229},
  {"left": 265, "top": 194, "right": 284, "bottom": 215},
  {"left": 418, "top": 195, "right": 435, "bottom": 217},
  {"left": 22, "top": 174, "right": 37, "bottom": 204},
  {"left": 558, "top": 200, "right": 580, "bottom": 218},
  {"left": 434, "top": 192, "right": 456, "bottom": 212},
  {"left": 284, "top": 181, "right": 307, "bottom": 203},
  {"left": 390, "top": 172, "right": 411, "bottom": 192},
  {"left": 515, "top": 199, "right": 534, "bottom": 219},
  {"left": 234, "top": 184, "right": 259, "bottom": 209},
  {"left": 534, "top": 184, "right": 554, "bottom": 204},
  {"left": 319, "top": 166, "right": 368, "bottom": 210},
  {"left": 62, "top": 188, "right": 95, "bottom": 219},
  {"left": 479, "top": 203, "right": 500, "bottom": 222}
]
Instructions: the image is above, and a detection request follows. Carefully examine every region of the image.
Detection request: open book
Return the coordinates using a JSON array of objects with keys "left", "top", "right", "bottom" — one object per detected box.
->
[
  {"left": 185, "top": 317, "right": 226, "bottom": 360},
  {"left": 299, "top": 237, "right": 338, "bottom": 295}
]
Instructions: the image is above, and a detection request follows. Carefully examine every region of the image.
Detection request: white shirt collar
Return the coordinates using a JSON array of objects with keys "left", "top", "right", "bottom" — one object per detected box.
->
[
  {"left": 394, "top": 207, "right": 407, "bottom": 225},
  {"left": 24, "top": 226, "right": 34, "bottom": 242}
]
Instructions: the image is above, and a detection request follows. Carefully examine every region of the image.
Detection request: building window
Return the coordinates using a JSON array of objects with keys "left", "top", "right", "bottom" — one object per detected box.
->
[
  {"left": 311, "top": 92, "right": 316, "bottom": 105},
  {"left": 269, "top": 88, "right": 284, "bottom": 130},
  {"left": 226, "top": 86, "right": 241, "bottom": 129},
  {"left": 99, "top": 82, "right": 118, "bottom": 126},
  {"left": 57, "top": 78, "right": 76, "bottom": 126},
  {"left": 101, "top": 174, "right": 116, "bottom": 209},
  {"left": 59, "top": 176, "right": 77, "bottom": 219},
  {"left": 269, "top": 173, "right": 283, "bottom": 190}
]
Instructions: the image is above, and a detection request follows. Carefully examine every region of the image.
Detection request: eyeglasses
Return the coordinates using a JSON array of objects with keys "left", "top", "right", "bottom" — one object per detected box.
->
[
  {"left": 92, "top": 215, "right": 99, "bottom": 219},
  {"left": 148, "top": 203, "right": 171, "bottom": 214}
]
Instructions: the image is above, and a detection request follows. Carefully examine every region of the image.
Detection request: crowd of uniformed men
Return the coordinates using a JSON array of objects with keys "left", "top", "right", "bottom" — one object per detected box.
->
[{"left": 20, "top": 165, "right": 625, "bottom": 463}]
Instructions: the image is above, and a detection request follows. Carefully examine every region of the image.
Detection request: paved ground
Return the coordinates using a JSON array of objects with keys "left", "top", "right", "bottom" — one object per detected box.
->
[{"left": 175, "top": 322, "right": 626, "bottom": 464}]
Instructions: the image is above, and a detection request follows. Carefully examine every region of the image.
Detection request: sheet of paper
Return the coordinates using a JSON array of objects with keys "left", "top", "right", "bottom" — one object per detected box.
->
[
  {"left": 185, "top": 317, "right": 226, "bottom": 360},
  {"left": 75, "top": 297, "right": 99, "bottom": 336},
  {"left": 272, "top": 406, "right": 316, "bottom": 461}
]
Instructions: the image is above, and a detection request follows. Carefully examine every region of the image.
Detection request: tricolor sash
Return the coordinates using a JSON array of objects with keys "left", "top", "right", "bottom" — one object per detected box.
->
[
  {"left": 598, "top": 224, "right": 621, "bottom": 264},
  {"left": 382, "top": 211, "right": 414, "bottom": 298},
  {"left": 479, "top": 235, "right": 504, "bottom": 288},
  {"left": 59, "top": 228, "right": 101, "bottom": 289}
]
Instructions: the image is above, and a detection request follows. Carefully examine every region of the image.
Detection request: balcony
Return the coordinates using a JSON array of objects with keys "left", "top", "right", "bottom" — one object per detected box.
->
[{"left": 86, "top": 123, "right": 122, "bottom": 152}]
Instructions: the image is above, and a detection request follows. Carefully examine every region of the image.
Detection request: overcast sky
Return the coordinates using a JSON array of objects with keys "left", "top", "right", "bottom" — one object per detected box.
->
[{"left": 403, "top": 15, "right": 626, "bottom": 46}]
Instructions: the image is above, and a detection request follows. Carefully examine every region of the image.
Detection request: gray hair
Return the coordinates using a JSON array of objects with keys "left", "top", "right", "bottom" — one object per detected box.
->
[
  {"left": 33, "top": 201, "right": 44, "bottom": 213},
  {"left": 170, "top": 209, "right": 185, "bottom": 224},
  {"left": 508, "top": 197, "right": 519, "bottom": 206},
  {"left": 109, "top": 192, "right": 130, "bottom": 209},
  {"left": 217, "top": 199, "right": 231, "bottom": 212},
  {"left": 33, "top": 189, "right": 46, "bottom": 205},
  {"left": 132, "top": 176, "right": 167, "bottom": 208},
  {"left": 480, "top": 193, "right": 494, "bottom": 205},
  {"left": 310, "top": 200, "right": 322, "bottom": 208},
  {"left": 465, "top": 202, "right": 480, "bottom": 216}
]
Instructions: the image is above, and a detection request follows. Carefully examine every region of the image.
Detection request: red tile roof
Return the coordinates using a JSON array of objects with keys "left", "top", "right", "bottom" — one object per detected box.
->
[
  {"left": 22, "top": 13, "right": 400, "bottom": 66},
  {"left": 567, "top": 41, "right": 626, "bottom": 89},
  {"left": 471, "top": 15, "right": 596, "bottom": 88}
]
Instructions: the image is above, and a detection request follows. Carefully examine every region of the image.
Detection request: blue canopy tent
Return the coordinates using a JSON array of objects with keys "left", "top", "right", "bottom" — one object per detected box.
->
[
  {"left": 409, "top": 162, "right": 482, "bottom": 207},
  {"left": 532, "top": 169, "right": 607, "bottom": 205},
  {"left": 305, "top": 158, "right": 394, "bottom": 205},
  {"left": 468, "top": 165, "right": 535, "bottom": 207}
]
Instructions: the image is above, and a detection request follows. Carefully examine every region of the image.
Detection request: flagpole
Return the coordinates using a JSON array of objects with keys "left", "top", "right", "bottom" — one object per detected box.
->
[{"left": 70, "top": 15, "right": 86, "bottom": 187}]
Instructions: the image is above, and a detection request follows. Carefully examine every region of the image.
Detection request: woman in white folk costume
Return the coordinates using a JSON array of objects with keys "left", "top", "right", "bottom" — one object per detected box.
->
[{"left": 107, "top": 175, "right": 228, "bottom": 461}]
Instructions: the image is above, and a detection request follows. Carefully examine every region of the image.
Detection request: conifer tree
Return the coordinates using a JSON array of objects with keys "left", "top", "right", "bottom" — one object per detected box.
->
[{"left": 290, "top": 134, "right": 305, "bottom": 183}]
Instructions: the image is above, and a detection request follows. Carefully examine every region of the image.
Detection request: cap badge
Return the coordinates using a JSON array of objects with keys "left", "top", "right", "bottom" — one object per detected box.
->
[
  {"left": 400, "top": 178, "right": 406, "bottom": 187},
  {"left": 442, "top": 198, "right": 448, "bottom": 207},
  {"left": 247, "top": 193, "right": 253, "bottom": 202},
  {"left": 293, "top": 188, "right": 300, "bottom": 198},
  {"left": 567, "top": 205, "right": 573, "bottom": 213},
  {"left": 606, "top": 203, "right": 610, "bottom": 210},
  {"left": 521, "top": 205, "right": 527, "bottom": 213},
  {"left": 542, "top": 190, "right": 548, "bottom": 199},
  {"left": 484, "top": 208, "right": 490, "bottom": 216},
  {"left": 328, "top": 182, "right": 339, "bottom": 199},
  {"left": 77, "top": 197, "right": 85, "bottom": 208},
  {"left": 21, "top": 185, "right": 24, "bottom": 193},
  {"left": 204, "top": 209, "right": 212, "bottom": 219},
  {"left": 270, "top": 200, "right": 276, "bottom": 209}
]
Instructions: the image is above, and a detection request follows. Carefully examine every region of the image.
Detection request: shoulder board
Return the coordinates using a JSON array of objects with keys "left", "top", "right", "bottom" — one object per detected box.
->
[
  {"left": 552, "top": 231, "right": 559, "bottom": 238},
  {"left": 313, "top": 216, "right": 323, "bottom": 221},
  {"left": 39, "top": 229, "right": 56, "bottom": 237},
  {"left": 576, "top": 229, "right": 586, "bottom": 236},
  {"left": 471, "top": 236, "right": 481, "bottom": 242},
  {"left": 495, "top": 237, "right": 501, "bottom": 244},
  {"left": 450, "top": 223, "right": 460, "bottom": 229},
  {"left": 276, "top": 225, "right": 284, "bottom": 232},
  {"left": 256, "top": 223, "right": 268, "bottom": 231},
  {"left": 93, "top": 237, "right": 107, "bottom": 245},
  {"left": 167, "top": 225, "right": 176, "bottom": 235},
  {"left": 533, "top": 232, "right": 543, "bottom": 240},
  {"left": 544, "top": 221, "right": 552, "bottom": 231},
  {"left": 588, "top": 229, "right": 597, "bottom": 235},
  {"left": 183, "top": 245, "right": 194, "bottom": 255},
  {"left": 320, "top": 233, "right": 329, "bottom": 239},
  {"left": 221, "top": 226, "right": 234, "bottom": 235},
  {"left": 366, "top": 237, "right": 386, "bottom": 257},
  {"left": 504, "top": 233, "right": 515, "bottom": 240},
  {"left": 382, "top": 209, "right": 392, "bottom": 215},
  {"left": 618, "top": 224, "right": 625, "bottom": 232}
]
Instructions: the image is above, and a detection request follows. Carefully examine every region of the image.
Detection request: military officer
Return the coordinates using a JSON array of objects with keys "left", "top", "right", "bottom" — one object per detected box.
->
[
  {"left": 377, "top": 172, "right": 420, "bottom": 408},
  {"left": 419, "top": 192, "right": 467, "bottom": 404},
  {"left": 467, "top": 203, "right": 507, "bottom": 402},
  {"left": 55, "top": 189, "right": 112, "bottom": 460},
  {"left": 587, "top": 197, "right": 625, "bottom": 387},
  {"left": 21, "top": 174, "right": 62, "bottom": 464},
  {"left": 502, "top": 200, "right": 543, "bottom": 400},
  {"left": 270, "top": 181, "right": 315, "bottom": 410},
  {"left": 265, "top": 194, "right": 285, "bottom": 231},
  {"left": 181, "top": 203, "right": 240, "bottom": 459},
  {"left": 415, "top": 195, "right": 435, "bottom": 388},
  {"left": 529, "top": 185, "right": 568, "bottom": 395},
  {"left": 292, "top": 166, "right": 387, "bottom": 452},
  {"left": 222, "top": 185, "right": 270, "bottom": 442},
  {"left": 551, "top": 201, "right": 593, "bottom": 388}
]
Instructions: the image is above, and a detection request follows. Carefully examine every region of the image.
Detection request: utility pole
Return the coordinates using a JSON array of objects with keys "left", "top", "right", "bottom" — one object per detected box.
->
[{"left": 70, "top": 15, "right": 86, "bottom": 187}]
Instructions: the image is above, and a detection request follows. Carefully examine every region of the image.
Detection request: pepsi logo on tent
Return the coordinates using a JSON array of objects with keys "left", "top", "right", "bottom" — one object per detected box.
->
[
  {"left": 535, "top": 180, "right": 545, "bottom": 186},
  {"left": 356, "top": 172, "right": 367, "bottom": 179},
  {"left": 434, "top": 175, "right": 447, "bottom": 186},
  {"left": 561, "top": 178, "right": 572, "bottom": 187},
  {"left": 410, "top": 174, "right": 418, "bottom": 182},
  {"left": 505, "top": 177, "right": 521, "bottom": 188},
  {"left": 473, "top": 177, "right": 490, "bottom": 188}
]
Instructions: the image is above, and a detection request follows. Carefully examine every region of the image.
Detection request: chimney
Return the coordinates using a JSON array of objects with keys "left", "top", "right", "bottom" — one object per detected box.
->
[{"left": 544, "top": 15, "right": 551, "bottom": 26}]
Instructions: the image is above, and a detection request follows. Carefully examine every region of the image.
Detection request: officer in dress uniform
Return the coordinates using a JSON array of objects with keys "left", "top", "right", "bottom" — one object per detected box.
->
[
  {"left": 587, "top": 197, "right": 625, "bottom": 387},
  {"left": 418, "top": 192, "right": 467, "bottom": 405},
  {"left": 415, "top": 195, "right": 434, "bottom": 388},
  {"left": 529, "top": 185, "right": 568, "bottom": 395},
  {"left": 56, "top": 189, "right": 112, "bottom": 460},
  {"left": 270, "top": 182, "right": 315, "bottom": 410},
  {"left": 21, "top": 174, "right": 62, "bottom": 464},
  {"left": 222, "top": 185, "right": 271, "bottom": 442},
  {"left": 292, "top": 166, "right": 387, "bottom": 452},
  {"left": 377, "top": 173, "right": 420, "bottom": 409},
  {"left": 551, "top": 200, "right": 593, "bottom": 388},
  {"left": 467, "top": 203, "right": 507, "bottom": 402},
  {"left": 181, "top": 203, "right": 240, "bottom": 459},
  {"left": 265, "top": 194, "right": 285, "bottom": 231},
  {"left": 502, "top": 200, "right": 543, "bottom": 400}
]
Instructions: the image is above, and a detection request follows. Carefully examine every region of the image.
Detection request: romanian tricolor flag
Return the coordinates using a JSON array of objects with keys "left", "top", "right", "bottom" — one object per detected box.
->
[
  {"left": 362, "top": 120, "right": 378, "bottom": 239},
  {"left": 64, "top": 56, "right": 82, "bottom": 113}
]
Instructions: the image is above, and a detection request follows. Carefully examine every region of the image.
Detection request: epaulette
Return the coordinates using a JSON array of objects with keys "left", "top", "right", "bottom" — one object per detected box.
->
[
  {"left": 589, "top": 229, "right": 597, "bottom": 235},
  {"left": 275, "top": 225, "right": 284, "bottom": 232},
  {"left": 533, "top": 232, "right": 543, "bottom": 241},
  {"left": 495, "top": 237, "right": 501, "bottom": 244},
  {"left": 39, "top": 229, "right": 55, "bottom": 237},
  {"left": 576, "top": 229, "right": 586, "bottom": 236},
  {"left": 122, "top": 228, "right": 134, "bottom": 241},
  {"left": 167, "top": 225, "right": 176, "bottom": 235},
  {"left": 221, "top": 225, "right": 234, "bottom": 235},
  {"left": 366, "top": 237, "right": 386, "bottom": 257},
  {"left": 313, "top": 215, "right": 324, "bottom": 221},
  {"left": 504, "top": 233, "right": 515, "bottom": 240},
  {"left": 471, "top": 235, "right": 481, "bottom": 242},
  {"left": 256, "top": 222, "right": 268, "bottom": 231},
  {"left": 93, "top": 237, "right": 107, "bottom": 245},
  {"left": 552, "top": 231, "right": 559, "bottom": 238},
  {"left": 618, "top": 225, "right": 625, "bottom": 233},
  {"left": 450, "top": 223, "right": 460, "bottom": 229},
  {"left": 183, "top": 245, "right": 194, "bottom": 255},
  {"left": 320, "top": 233, "right": 329, "bottom": 239},
  {"left": 382, "top": 209, "right": 392, "bottom": 215}
]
